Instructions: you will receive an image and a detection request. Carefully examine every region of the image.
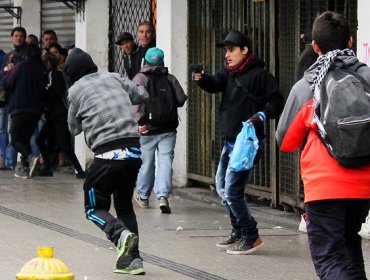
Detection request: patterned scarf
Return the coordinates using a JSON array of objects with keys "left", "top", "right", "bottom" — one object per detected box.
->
[
  {"left": 310, "top": 48, "right": 355, "bottom": 138},
  {"left": 226, "top": 53, "right": 255, "bottom": 76}
]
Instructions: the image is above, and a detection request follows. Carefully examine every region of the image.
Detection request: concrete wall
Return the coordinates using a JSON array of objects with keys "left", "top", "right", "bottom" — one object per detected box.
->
[
  {"left": 357, "top": 0, "right": 370, "bottom": 65},
  {"left": 74, "top": 0, "right": 110, "bottom": 169},
  {"left": 14, "top": 0, "right": 41, "bottom": 36},
  {"left": 157, "top": 0, "right": 188, "bottom": 187}
]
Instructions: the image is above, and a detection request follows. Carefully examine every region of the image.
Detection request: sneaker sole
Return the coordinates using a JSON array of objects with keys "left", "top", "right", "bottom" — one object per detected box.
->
[
  {"left": 113, "top": 267, "right": 145, "bottom": 275},
  {"left": 116, "top": 233, "right": 138, "bottom": 269},
  {"left": 216, "top": 242, "right": 235, "bottom": 250},
  {"left": 133, "top": 194, "right": 149, "bottom": 209},
  {"left": 29, "top": 158, "right": 40, "bottom": 178},
  {"left": 226, "top": 242, "right": 264, "bottom": 255},
  {"left": 14, "top": 173, "right": 29, "bottom": 179}
]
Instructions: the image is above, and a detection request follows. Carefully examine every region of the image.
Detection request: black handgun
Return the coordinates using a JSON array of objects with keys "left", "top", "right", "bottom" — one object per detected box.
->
[{"left": 190, "top": 64, "right": 204, "bottom": 73}]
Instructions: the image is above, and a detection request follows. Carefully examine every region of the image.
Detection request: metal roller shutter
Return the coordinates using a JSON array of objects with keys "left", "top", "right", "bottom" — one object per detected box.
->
[
  {"left": 41, "top": 0, "right": 75, "bottom": 49},
  {"left": 0, "top": 0, "right": 15, "bottom": 53}
]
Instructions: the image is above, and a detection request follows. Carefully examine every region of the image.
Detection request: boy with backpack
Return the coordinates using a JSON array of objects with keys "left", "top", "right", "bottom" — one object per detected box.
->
[
  {"left": 276, "top": 11, "right": 370, "bottom": 279},
  {"left": 132, "top": 47, "right": 187, "bottom": 214}
]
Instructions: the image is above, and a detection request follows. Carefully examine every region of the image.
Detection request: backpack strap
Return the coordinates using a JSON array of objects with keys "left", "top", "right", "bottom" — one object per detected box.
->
[{"left": 234, "top": 76, "right": 264, "bottom": 105}]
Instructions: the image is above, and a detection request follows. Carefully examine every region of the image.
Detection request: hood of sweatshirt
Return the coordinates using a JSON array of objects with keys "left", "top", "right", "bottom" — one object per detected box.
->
[{"left": 64, "top": 48, "right": 98, "bottom": 85}]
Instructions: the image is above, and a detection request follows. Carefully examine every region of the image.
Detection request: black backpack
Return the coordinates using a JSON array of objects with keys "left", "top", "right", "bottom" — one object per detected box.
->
[
  {"left": 144, "top": 73, "right": 178, "bottom": 128},
  {"left": 316, "top": 59, "right": 370, "bottom": 168}
]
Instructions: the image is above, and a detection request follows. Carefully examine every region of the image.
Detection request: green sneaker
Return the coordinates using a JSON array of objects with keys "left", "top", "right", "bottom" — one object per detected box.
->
[
  {"left": 113, "top": 258, "right": 145, "bottom": 275},
  {"left": 116, "top": 230, "right": 138, "bottom": 269}
]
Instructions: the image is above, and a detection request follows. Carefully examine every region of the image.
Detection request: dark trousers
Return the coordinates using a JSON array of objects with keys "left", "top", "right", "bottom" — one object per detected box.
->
[
  {"left": 306, "top": 199, "right": 370, "bottom": 280},
  {"left": 10, "top": 113, "right": 40, "bottom": 166},
  {"left": 83, "top": 157, "right": 142, "bottom": 259},
  {"left": 36, "top": 118, "right": 83, "bottom": 172}
]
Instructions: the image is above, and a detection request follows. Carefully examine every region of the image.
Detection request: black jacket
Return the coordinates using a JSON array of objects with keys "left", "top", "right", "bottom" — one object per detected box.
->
[
  {"left": 3, "top": 58, "right": 46, "bottom": 116},
  {"left": 123, "top": 45, "right": 141, "bottom": 80},
  {"left": 197, "top": 58, "right": 284, "bottom": 141}
]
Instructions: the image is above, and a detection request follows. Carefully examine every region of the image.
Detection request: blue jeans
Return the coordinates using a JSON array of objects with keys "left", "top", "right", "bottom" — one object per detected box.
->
[
  {"left": 4, "top": 113, "right": 17, "bottom": 168},
  {"left": 0, "top": 107, "right": 6, "bottom": 160},
  {"left": 136, "top": 131, "right": 176, "bottom": 199},
  {"left": 215, "top": 142, "right": 258, "bottom": 242}
]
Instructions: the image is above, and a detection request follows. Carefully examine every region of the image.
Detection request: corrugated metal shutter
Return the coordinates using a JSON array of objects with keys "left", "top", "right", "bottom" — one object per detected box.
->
[
  {"left": 41, "top": 0, "right": 75, "bottom": 49},
  {"left": 0, "top": 0, "right": 15, "bottom": 53}
]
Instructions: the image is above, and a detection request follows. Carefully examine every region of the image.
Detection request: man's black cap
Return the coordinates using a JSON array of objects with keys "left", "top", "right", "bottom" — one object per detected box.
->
[
  {"left": 216, "top": 30, "right": 251, "bottom": 49},
  {"left": 115, "top": 32, "right": 134, "bottom": 45}
]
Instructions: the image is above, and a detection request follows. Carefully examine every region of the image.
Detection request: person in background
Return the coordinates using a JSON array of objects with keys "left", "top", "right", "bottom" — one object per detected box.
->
[
  {"left": 115, "top": 32, "right": 140, "bottom": 80},
  {"left": 194, "top": 30, "right": 283, "bottom": 255},
  {"left": 296, "top": 30, "right": 319, "bottom": 233},
  {"left": 65, "top": 48, "right": 149, "bottom": 275},
  {"left": 3, "top": 44, "right": 45, "bottom": 179},
  {"left": 276, "top": 11, "right": 370, "bottom": 279},
  {"left": 26, "top": 34, "right": 39, "bottom": 45},
  {"left": 37, "top": 52, "right": 85, "bottom": 179},
  {"left": 0, "top": 48, "right": 7, "bottom": 169},
  {"left": 1, "top": 26, "right": 28, "bottom": 170}
]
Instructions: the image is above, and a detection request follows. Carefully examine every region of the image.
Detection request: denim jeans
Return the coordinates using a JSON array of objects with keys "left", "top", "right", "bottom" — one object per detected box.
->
[
  {"left": 215, "top": 142, "right": 259, "bottom": 242},
  {"left": 136, "top": 131, "right": 176, "bottom": 199},
  {"left": 4, "top": 112, "right": 17, "bottom": 168},
  {"left": 0, "top": 107, "right": 6, "bottom": 160}
]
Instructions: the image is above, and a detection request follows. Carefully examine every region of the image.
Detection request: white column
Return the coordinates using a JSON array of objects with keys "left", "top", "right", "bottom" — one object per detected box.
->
[
  {"left": 357, "top": 0, "right": 370, "bottom": 65},
  {"left": 157, "top": 0, "right": 188, "bottom": 187},
  {"left": 74, "top": 0, "right": 110, "bottom": 169},
  {"left": 14, "top": 0, "right": 41, "bottom": 36}
]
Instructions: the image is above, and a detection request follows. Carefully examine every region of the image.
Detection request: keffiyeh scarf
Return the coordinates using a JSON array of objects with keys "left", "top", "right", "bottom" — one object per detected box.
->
[{"left": 310, "top": 48, "right": 356, "bottom": 137}]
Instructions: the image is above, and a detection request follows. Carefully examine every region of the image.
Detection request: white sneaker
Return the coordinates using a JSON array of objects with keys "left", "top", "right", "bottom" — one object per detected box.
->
[
  {"left": 358, "top": 213, "right": 370, "bottom": 239},
  {"left": 298, "top": 213, "right": 307, "bottom": 233}
]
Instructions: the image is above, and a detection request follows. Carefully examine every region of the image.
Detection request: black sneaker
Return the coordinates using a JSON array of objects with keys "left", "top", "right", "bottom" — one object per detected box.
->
[
  {"left": 216, "top": 231, "right": 240, "bottom": 249},
  {"left": 159, "top": 196, "right": 171, "bottom": 214},
  {"left": 75, "top": 170, "right": 86, "bottom": 179},
  {"left": 14, "top": 166, "right": 30, "bottom": 179},
  {"left": 38, "top": 166, "right": 54, "bottom": 177},
  {"left": 226, "top": 236, "right": 264, "bottom": 255}
]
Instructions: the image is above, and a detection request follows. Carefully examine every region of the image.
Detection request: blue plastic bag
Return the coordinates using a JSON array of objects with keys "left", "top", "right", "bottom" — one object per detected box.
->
[{"left": 229, "top": 122, "right": 259, "bottom": 172}]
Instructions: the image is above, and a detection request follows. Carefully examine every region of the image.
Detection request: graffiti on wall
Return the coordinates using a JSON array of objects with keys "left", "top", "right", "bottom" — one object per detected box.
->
[{"left": 360, "top": 42, "right": 370, "bottom": 66}]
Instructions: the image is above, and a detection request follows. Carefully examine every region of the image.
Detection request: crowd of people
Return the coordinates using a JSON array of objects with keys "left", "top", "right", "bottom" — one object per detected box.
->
[
  {"left": 0, "top": 12, "right": 369, "bottom": 280},
  {"left": 0, "top": 27, "right": 84, "bottom": 179}
]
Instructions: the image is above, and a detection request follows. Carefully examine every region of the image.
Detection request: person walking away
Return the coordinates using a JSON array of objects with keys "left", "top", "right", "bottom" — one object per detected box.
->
[
  {"left": 132, "top": 47, "right": 187, "bottom": 214},
  {"left": 193, "top": 30, "right": 284, "bottom": 255},
  {"left": 3, "top": 44, "right": 45, "bottom": 179},
  {"left": 276, "top": 11, "right": 370, "bottom": 279},
  {"left": 65, "top": 48, "right": 149, "bottom": 275}
]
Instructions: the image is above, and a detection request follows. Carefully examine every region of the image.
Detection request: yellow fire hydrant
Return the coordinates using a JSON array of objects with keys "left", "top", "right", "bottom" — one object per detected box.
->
[{"left": 16, "top": 247, "right": 74, "bottom": 280}]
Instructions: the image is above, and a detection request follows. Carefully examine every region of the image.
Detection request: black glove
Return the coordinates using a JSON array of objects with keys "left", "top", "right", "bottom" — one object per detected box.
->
[{"left": 248, "top": 113, "right": 265, "bottom": 140}]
